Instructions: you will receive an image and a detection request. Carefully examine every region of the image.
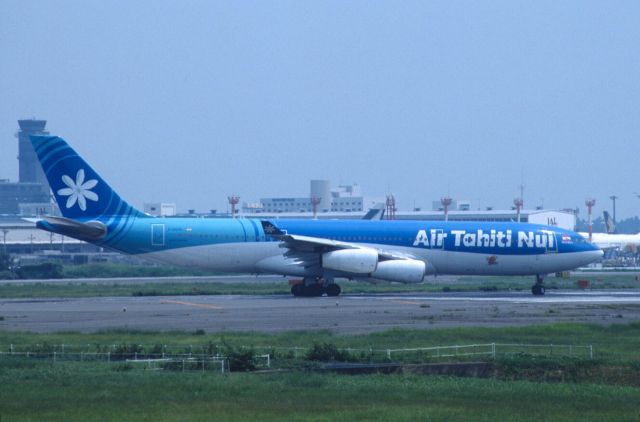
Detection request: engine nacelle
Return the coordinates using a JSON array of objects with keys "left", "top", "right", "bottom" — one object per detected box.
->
[
  {"left": 370, "top": 259, "right": 426, "bottom": 283},
  {"left": 322, "top": 248, "right": 378, "bottom": 274}
]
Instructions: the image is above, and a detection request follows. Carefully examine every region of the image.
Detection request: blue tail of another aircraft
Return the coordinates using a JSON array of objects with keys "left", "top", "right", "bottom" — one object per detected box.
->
[{"left": 30, "top": 135, "right": 144, "bottom": 220}]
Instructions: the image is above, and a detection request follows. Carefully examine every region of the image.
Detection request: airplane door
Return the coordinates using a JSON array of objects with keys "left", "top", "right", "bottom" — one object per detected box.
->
[
  {"left": 546, "top": 231, "right": 558, "bottom": 253},
  {"left": 151, "top": 224, "right": 165, "bottom": 247}
]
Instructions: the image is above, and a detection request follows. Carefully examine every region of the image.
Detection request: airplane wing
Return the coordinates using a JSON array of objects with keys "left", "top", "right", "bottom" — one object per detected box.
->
[
  {"left": 261, "top": 220, "right": 417, "bottom": 261},
  {"left": 280, "top": 233, "right": 415, "bottom": 260}
]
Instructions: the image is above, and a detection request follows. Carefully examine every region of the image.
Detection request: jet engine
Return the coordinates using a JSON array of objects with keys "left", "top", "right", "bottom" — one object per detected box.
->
[
  {"left": 322, "top": 248, "right": 378, "bottom": 274},
  {"left": 370, "top": 259, "right": 426, "bottom": 283}
]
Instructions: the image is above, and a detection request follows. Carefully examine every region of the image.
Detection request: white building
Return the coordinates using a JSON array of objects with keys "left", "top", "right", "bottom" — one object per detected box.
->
[
  {"left": 243, "top": 180, "right": 384, "bottom": 214},
  {"left": 393, "top": 209, "right": 576, "bottom": 230},
  {"left": 432, "top": 199, "right": 471, "bottom": 211},
  {"left": 144, "top": 203, "right": 177, "bottom": 217}
]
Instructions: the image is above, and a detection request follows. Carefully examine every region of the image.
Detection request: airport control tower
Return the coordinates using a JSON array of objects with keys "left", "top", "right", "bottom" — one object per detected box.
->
[{"left": 17, "top": 119, "right": 49, "bottom": 184}]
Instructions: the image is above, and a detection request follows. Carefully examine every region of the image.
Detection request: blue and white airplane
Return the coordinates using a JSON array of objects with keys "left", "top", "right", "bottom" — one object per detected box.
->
[{"left": 30, "top": 135, "right": 602, "bottom": 297}]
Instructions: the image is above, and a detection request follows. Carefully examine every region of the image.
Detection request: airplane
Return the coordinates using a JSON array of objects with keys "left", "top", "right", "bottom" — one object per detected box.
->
[
  {"left": 579, "top": 211, "right": 640, "bottom": 252},
  {"left": 362, "top": 203, "right": 385, "bottom": 220},
  {"left": 579, "top": 231, "right": 640, "bottom": 252},
  {"left": 30, "top": 135, "right": 602, "bottom": 297},
  {"left": 603, "top": 210, "right": 616, "bottom": 234}
]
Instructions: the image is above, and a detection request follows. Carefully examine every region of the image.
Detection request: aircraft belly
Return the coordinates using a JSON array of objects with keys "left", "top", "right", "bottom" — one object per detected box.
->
[
  {"left": 424, "top": 251, "right": 590, "bottom": 276},
  {"left": 136, "top": 242, "right": 597, "bottom": 279},
  {"left": 138, "top": 242, "right": 282, "bottom": 272}
]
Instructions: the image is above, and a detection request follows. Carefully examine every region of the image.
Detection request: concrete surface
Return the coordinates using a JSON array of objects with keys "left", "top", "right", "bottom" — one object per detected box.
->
[{"left": 1, "top": 290, "right": 639, "bottom": 334}]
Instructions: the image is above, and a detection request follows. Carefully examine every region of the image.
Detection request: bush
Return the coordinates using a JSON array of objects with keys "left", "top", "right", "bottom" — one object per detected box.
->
[
  {"left": 15, "top": 263, "right": 63, "bottom": 279},
  {"left": 495, "top": 353, "right": 602, "bottom": 383},
  {"left": 111, "top": 343, "right": 145, "bottom": 360},
  {"left": 306, "top": 342, "right": 352, "bottom": 362},
  {"left": 0, "top": 270, "right": 17, "bottom": 280},
  {"left": 223, "top": 345, "right": 256, "bottom": 372},
  {"left": 0, "top": 252, "right": 12, "bottom": 272}
]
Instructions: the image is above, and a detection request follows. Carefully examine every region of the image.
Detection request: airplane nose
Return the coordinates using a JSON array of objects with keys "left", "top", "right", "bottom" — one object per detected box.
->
[
  {"left": 578, "top": 248, "right": 603, "bottom": 268},
  {"left": 588, "top": 248, "right": 604, "bottom": 261}
]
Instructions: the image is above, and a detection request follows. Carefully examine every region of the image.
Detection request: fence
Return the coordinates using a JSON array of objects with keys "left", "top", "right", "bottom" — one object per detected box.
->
[
  {"left": 0, "top": 346, "right": 272, "bottom": 374},
  {"left": 0, "top": 342, "right": 593, "bottom": 367},
  {"left": 383, "top": 343, "right": 593, "bottom": 360}
]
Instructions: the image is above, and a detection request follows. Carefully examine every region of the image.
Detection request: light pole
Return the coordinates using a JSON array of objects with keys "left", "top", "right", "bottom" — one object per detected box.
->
[
  {"left": 227, "top": 196, "right": 240, "bottom": 218},
  {"left": 310, "top": 196, "right": 321, "bottom": 220},
  {"left": 2, "top": 229, "right": 8, "bottom": 255},
  {"left": 513, "top": 198, "right": 524, "bottom": 223},
  {"left": 585, "top": 199, "right": 596, "bottom": 243},
  {"left": 441, "top": 197, "right": 452, "bottom": 222}
]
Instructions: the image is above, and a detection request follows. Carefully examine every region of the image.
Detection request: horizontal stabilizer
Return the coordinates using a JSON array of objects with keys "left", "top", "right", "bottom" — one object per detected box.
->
[{"left": 36, "top": 216, "right": 107, "bottom": 240}]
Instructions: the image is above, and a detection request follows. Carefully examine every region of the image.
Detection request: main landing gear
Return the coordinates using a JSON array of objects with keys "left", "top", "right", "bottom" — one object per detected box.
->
[
  {"left": 290, "top": 278, "right": 341, "bottom": 297},
  {"left": 531, "top": 274, "right": 546, "bottom": 296}
]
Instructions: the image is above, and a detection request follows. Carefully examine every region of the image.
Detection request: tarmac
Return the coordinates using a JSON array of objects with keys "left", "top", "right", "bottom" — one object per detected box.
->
[{"left": 1, "top": 289, "right": 639, "bottom": 334}]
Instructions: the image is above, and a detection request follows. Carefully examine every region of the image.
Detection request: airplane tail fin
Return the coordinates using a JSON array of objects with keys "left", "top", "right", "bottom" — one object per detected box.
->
[
  {"left": 362, "top": 203, "right": 385, "bottom": 220},
  {"left": 603, "top": 210, "right": 616, "bottom": 234},
  {"left": 30, "top": 135, "right": 145, "bottom": 220}
]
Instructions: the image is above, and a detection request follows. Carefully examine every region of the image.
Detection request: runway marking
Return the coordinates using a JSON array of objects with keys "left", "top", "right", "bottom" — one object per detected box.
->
[
  {"left": 390, "top": 300, "right": 424, "bottom": 306},
  {"left": 160, "top": 300, "right": 223, "bottom": 310},
  {"left": 345, "top": 293, "right": 640, "bottom": 305}
]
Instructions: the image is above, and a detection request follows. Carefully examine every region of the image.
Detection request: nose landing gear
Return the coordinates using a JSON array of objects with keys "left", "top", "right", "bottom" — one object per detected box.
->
[{"left": 531, "top": 274, "right": 546, "bottom": 296}]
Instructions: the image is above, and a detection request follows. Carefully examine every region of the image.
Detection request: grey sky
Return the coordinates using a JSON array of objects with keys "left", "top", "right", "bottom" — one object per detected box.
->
[{"left": 1, "top": 1, "right": 639, "bottom": 218}]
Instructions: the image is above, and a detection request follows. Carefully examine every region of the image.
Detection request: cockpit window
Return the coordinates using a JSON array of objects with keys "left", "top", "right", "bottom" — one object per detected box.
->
[{"left": 573, "top": 235, "right": 587, "bottom": 244}]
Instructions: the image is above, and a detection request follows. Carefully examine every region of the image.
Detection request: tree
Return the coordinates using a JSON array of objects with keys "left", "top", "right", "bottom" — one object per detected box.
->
[{"left": 0, "top": 252, "right": 12, "bottom": 271}]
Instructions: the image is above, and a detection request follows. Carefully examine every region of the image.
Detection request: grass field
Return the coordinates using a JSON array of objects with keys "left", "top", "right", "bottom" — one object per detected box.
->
[
  {"left": 1, "top": 272, "right": 639, "bottom": 298},
  {"left": 1, "top": 360, "right": 639, "bottom": 421},
  {"left": 1, "top": 323, "right": 640, "bottom": 420}
]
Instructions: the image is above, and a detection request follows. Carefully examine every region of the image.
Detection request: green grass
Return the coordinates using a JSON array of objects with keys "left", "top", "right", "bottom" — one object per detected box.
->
[
  {"left": 0, "top": 362, "right": 638, "bottom": 421},
  {"left": 61, "top": 263, "right": 220, "bottom": 278},
  {"left": 0, "top": 281, "right": 292, "bottom": 298},
  {"left": 1, "top": 324, "right": 640, "bottom": 419},
  {"left": 2, "top": 322, "right": 640, "bottom": 362},
  {"left": 1, "top": 273, "right": 639, "bottom": 298}
]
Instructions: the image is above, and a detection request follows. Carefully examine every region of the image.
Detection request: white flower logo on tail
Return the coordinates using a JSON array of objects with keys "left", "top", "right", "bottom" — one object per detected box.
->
[{"left": 57, "top": 169, "right": 99, "bottom": 211}]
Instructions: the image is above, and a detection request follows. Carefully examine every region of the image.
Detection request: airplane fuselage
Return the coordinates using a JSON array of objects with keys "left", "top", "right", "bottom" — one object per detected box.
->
[
  {"left": 30, "top": 134, "right": 604, "bottom": 296},
  {"left": 41, "top": 216, "right": 602, "bottom": 280}
]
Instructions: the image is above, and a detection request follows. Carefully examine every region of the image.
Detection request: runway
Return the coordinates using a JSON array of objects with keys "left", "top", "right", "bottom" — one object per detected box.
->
[{"left": 1, "top": 290, "right": 639, "bottom": 334}]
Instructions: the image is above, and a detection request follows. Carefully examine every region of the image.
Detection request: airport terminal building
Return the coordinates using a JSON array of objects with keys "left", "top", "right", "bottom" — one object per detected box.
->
[
  {"left": 242, "top": 180, "right": 385, "bottom": 214},
  {"left": 238, "top": 208, "right": 576, "bottom": 229}
]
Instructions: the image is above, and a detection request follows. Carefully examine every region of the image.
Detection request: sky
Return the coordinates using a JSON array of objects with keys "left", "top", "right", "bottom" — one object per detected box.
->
[{"left": 1, "top": 1, "right": 639, "bottom": 218}]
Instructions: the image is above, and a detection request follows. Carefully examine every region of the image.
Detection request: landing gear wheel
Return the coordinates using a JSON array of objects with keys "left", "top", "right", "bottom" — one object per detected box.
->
[
  {"left": 531, "top": 275, "right": 546, "bottom": 296},
  {"left": 326, "top": 284, "right": 341, "bottom": 297},
  {"left": 306, "top": 284, "right": 324, "bottom": 297},
  {"left": 291, "top": 284, "right": 304, "bottom": 297},
  {"left": 531, "top": 284, "right": 545, "bottom": 296}
]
